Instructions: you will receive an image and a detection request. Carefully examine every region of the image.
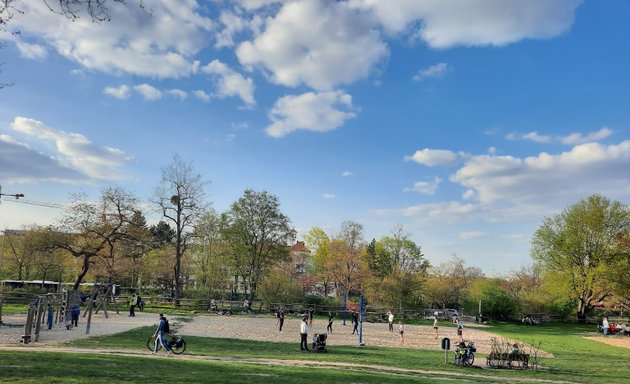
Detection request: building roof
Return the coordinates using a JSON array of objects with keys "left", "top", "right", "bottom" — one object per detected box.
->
[{"left": 289, "top": 241, "right": 309, "bottom": 252}]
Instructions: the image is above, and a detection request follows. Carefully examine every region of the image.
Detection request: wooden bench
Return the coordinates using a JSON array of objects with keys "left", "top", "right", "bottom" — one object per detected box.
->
[{"left": 486, "top": 352, "right": 530, "bottom": 369}]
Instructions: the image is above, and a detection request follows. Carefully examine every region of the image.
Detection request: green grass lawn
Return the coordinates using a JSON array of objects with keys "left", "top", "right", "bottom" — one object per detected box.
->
[
  {"left": 485, "top": 321, "right": 630, "bottom": 384},
  {"left": 1, "top": 319, "right": 628, "bottom": 383},
  {"left": 0, "top": 303, "right": 29, "bottom": 315}
]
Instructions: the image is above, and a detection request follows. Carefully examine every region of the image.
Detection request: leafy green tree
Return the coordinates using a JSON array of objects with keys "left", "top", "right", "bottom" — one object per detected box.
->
[
  {"left": 304, "top": 226, "right": 334, "bottom": 295},
  {"left": 220, "top": 189, "right": 295, "bottom": 302},
  {"left": 531, "top": 194, "right": 630, "bottom": 319},
  {"left": 363, "top": 238, "right": 393, "bottom": 278},
  {"left": 363, "top": 226, "right": 428, "bottom": 309},
  {"left": 257, "top": 270, "right": 303, "bottom": 304},
  {"left": 191, "top": 208, "right": 230, "bottom": 298},
  {"left": 464, "top": 279, "right": 518, "bottom": 320}
]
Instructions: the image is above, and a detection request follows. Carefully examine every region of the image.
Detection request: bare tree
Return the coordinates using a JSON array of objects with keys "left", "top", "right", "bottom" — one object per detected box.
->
[
  {"left": 1, "top": 0, "right": 146, "bottom": 26},
  {"left": 154, "top": 154, "right": 208, "bottom": 306},
  {"left": 50, "top": 187, "right": 139, "bottom": 290}
]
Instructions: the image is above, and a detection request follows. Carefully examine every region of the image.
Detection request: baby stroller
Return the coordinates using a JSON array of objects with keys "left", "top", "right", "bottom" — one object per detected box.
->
[
  {"left": 311, "top": 333, "right": 328, "bottom": 353},
  {"left": 454, "top": 340, "right": 476, "bottom": 366}
]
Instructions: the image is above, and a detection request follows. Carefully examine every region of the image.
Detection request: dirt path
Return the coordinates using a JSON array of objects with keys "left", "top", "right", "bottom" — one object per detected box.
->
[{"left": 583, "top": 335, "right": 630, "bottom": 349}]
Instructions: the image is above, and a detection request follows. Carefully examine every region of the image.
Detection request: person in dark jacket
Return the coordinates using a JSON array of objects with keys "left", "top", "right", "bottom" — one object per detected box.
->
[
  {"left": 71, "top": 304, "right": 80, "bottom": 327},
  {"left": 327, "top": 311, "right": 334, "bottom": 333},
  {"left": 153, "top": 313, "right": 172, "bottom": 356}
]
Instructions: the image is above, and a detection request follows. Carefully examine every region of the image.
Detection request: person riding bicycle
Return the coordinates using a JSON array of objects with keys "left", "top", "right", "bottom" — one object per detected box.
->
[{"left": 153, "top": 313, "right": 172, "bottom": 356}]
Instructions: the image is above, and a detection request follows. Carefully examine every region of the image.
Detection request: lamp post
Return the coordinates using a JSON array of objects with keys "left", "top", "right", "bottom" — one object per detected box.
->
[{"left": 0, "top": 230, "right": 5, "bottom": 278}]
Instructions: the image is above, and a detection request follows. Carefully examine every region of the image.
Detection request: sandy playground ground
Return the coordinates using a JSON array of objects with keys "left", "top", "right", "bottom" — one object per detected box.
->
[{"left": 1, "top": 310, "right": 627, "bottom": 353}]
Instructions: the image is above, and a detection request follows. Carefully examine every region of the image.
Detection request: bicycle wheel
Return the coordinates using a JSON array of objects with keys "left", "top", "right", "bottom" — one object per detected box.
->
[
  {"left": 147, "top": 336, "right": 162, "bottom": 352},
  {"left": 465, "top": 352, "right": 475, "bottom": 366},
  {"left": 170, "top": 336, "right": 186, "bottom": 354}
]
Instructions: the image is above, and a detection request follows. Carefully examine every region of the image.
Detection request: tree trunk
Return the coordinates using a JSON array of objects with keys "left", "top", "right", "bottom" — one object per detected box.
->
[{"left": 73, "top": 255, "right": 91, "bottom": 290}]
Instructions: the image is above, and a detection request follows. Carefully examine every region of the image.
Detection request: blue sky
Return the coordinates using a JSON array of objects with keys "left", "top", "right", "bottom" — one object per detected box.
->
[{"left": 1, "top": 0, "right": 629, "bottom": 275}]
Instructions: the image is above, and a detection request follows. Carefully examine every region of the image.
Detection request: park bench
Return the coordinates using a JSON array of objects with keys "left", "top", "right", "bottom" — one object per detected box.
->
[{"left": 486, "top": 351, "right": 530, "bottom": 369}]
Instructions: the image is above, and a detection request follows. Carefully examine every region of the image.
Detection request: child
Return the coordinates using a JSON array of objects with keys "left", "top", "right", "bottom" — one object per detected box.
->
[
  {"left": 456, "top": 318, "right": 464, "bottom": 342},
  {"left": 399, "top": 322, "right": 405, "bottom": 345}
]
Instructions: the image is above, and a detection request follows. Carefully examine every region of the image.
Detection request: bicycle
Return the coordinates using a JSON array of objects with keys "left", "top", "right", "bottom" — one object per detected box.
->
[
  {"left": 147, "top": 333, "right": 187, "bottom": 354},
  {"left": 454, "top": 340, "right": 476, "bottom": 366}
]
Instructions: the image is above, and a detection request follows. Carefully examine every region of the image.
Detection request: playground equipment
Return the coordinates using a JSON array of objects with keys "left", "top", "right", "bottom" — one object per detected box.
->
[{"left": 18, "top": 283, "right": 119, "bottom": 343}]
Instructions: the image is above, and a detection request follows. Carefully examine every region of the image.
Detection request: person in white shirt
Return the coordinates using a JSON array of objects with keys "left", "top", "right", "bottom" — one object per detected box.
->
[
  {"left": 387, "top": 311, "right": 394, "bottom": 332},
  {"left": 300, "top": 316, "right": 309, "bottom": 351},
  {"left": 433, "top": 315, "right": 439, "bottom": 339},
  {"left": 602, "top": 317, "right": 609, "bottom": 335}
]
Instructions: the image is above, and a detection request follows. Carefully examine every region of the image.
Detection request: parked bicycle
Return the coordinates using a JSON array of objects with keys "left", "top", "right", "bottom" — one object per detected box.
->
[
  {"left": 454, "top": 340, "right": 476, "bottom": 366},
  {"left": 147, "top": 333, "right": 187, "bottom": 354}
]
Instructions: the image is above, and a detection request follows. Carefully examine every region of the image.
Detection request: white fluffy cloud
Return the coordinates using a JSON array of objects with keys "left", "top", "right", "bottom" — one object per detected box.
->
[
  {"left": 322, "top": 193, "right": 336, "bottom": 199},
  {"left": 8, "top": 116, "right": 133, "bottom": 182},
  {"left": 266, "top": 91, "right": 357, "bottom": 138},
  {"left": 201, "top": 60, "right": 256, "bottom": 106},
  {"left": 350, "top": 0, "right": 582, "bottom": 48},
  {"left": 451, "top": 140, "right": 630, "bottom": 205},
  {"left": 560, "top": 127, "right": 613, "bottom": 145},
  {"left": 167, "top": 89, "right": 188, "bottom": 100},
  {"left": 133, "top": 84, "right": 162, "bottom": 100},
  {"left": 237, "top": 0, "right": 388, "bottom": 90},
  {"left": 405, "top": 148, "right": 467, "bottom": 167},
  {"left": 382, "top": 138, "right": 630, "bottom": 224},
  {"left": 194, "top": 90, "right": 212, "bottom": 102},
  {"left": 215, "top": 11, "right": 250, "bottom": 49},
  {"left": 506, "top": 127, "right": 612, "bottom": 145},
  {"left": 103, "top": 85, "right": 131, "bottom": 99},
  {"left": 10, "top": 0, "right": 211, "bottom": 77},
  {"left": 413, "top": 63, "right": 449, "bottom": 82},
  {"left": 404, "top": 177, "right": 442, "bottom": 195},
  {"left": 15, "top": 41, "right": 47, "bottom": 60}
]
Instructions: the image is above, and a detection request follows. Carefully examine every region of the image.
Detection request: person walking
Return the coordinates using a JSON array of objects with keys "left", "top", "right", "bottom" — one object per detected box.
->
[
  {"left": 308, "top": 307, "right": 315, "bottom": 326},
  {"left": 300, "top": 316, "right": 309, "bottom": 351},
  {"left": 456, "top": 318, "right": 464, "bottom": 342},
  {"left": 327, "top": 311, "right": 334, "bottom": 333},
  {"left": 129, "top": 294, "right": 138, "bottom": 317},
  {"left": 276, "top": 307, "right": 285, "bottom": 332},
  {"left": 71, "top": 304, "right": 80, "bottom": 327},
  {"left": 399, "top": 322, "right": 405, "bottom": 345},
  {"left": 137, "top": 294, "right": 144, "bottom": 312},
  {"left": 153, "top": 313, "right": 172, "bottom": 356},
  {"left": 47, "top": 304, "right": 54, "bottom": 330},
  {"left": 387, "top": 311, "right": 394, "bottom": 332},
  {"left": 352, "top": 311, "right": 359, "bottom": 335},
  {"left": 602, "top": 317, "right": 609, "bottom": 335},
  {"left": 433, "top": 313, "right": 439, "bottom": 339}
]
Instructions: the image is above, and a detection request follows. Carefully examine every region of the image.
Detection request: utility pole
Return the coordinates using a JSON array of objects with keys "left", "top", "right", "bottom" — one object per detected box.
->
[
  {"left": 0, "top": 185, "right": 23, "bottom": 277},
  {"left": 0, "top": 185, "right": 25, "bottom": 203}
]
